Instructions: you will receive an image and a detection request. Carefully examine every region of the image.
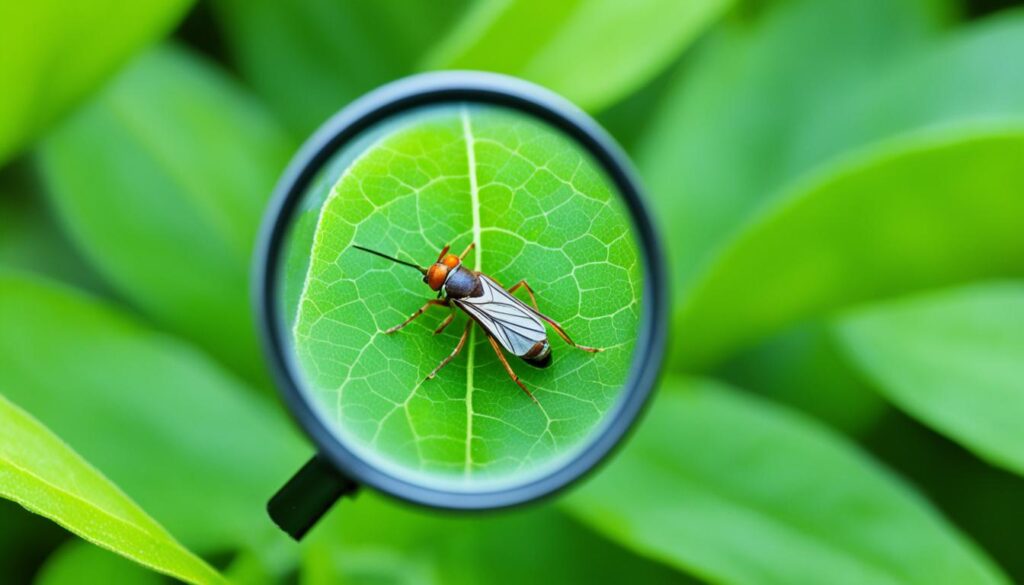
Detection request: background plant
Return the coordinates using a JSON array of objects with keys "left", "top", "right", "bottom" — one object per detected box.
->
[{"left": 2, "top": 0, "right": 1024, "bottom": 583}]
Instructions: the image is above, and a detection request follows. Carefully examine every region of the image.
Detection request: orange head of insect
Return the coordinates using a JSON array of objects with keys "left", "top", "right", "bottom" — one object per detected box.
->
[{"left": 424, "top": 245, "right": 461, "bottom": 291}]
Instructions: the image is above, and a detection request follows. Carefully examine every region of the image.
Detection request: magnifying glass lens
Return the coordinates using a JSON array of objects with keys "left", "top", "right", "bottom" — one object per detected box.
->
[
  {"left": 276, "top": 100, "right": 643, "bottom": 493},
  {"left": 261, "top": 76, "right": 665, "bottom": 534}
]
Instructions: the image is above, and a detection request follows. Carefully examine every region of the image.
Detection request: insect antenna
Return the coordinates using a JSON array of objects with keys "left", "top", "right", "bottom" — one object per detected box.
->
[
  {"left": 352, "top": 245, "right": 427, "bottom": 275},
  {"left": 435, "top": 244, "right": 451, "bottom": 262}
]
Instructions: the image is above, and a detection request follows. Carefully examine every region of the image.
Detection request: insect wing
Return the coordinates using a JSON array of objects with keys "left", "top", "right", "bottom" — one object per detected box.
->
[{"left": 455, "top": 276, "right": 546, "bottom": 356}]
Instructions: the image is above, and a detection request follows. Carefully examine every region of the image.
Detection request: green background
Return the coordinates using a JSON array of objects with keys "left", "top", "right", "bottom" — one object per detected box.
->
[{"left": 3, "top": 0, "right": 1024, "bottom": 583}]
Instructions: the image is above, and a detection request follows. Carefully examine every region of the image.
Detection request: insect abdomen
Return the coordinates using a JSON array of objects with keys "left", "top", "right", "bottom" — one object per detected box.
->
[{"left": 523, "top": 340, "right": 552, "bottom": 368}]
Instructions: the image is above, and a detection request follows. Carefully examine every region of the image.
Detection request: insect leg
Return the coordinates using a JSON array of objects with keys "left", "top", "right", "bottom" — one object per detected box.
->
[
  {"left": 485, "top": 333, "right": 539, "bottom": 404},
  {"left": 433, "top": 310, "right": 456, "bottom": 335},
  {"left": 508, "top": 279, "right": 602, "bottom": 353},
  {"left": 385, "top": 299, "right": 448, "bottom": 334},
  {"left": 425, "top": 320, "right": 473, "bottom": 381},
  {"left": 539, "top": 314, "right": 602, "bottom": 353},
  {"left": 458, "top": 241, "right": 475, "bottom": 261},
  {"left": 506, "top": 279, "right": 540, "bottom": 311}
]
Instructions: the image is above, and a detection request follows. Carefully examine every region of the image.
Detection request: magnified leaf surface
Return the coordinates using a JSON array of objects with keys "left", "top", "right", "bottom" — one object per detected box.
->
[{"left": 293, "top": 104, "right": 641, "bottom": 488}]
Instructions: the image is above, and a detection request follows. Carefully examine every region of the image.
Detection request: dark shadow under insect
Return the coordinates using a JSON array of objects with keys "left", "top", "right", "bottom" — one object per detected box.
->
[{"left": 353, "top": 243, "right": 602, "bottom": 403}]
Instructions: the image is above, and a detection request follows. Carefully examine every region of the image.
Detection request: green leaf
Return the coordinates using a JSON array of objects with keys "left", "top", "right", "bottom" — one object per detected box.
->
[
  {"left": 790, "top": 8, "right": 1024, "bottom": 171},
  {"left": 637, "top": 0, "right": 949, "bottom": 289},
  {"left": 0, "top": 272, "right": 306, "bottom": 553},
  {"left": 0, "top": 393, "right": 223, "bottom": 585},
  {"left": 0, "top": 1, "right": 193, "bottom": 164},
  {"left": 837, "top": 282, "right": 1024, "bottom": 477},
  {"left": 595, "top": 66, "right": 678, "bottom": 155},
  {"left": 0, "top": 500, "right": 65, "bottom": 582},
  {"left": 0, "top": 178, "right": 107, "bottom": 294},
  {"left": 676, "top": 128, "right": 1024, "bottom": 369},
  {"left": 723, "top": 323, "right": 886, "bottom": 434},
  {"left": 565, "top": 377, "right": 1008, "bottom": 585},
  {"left": 864, "top": 406, "right": 1024, "bottom": 581},
  {"left": 35, "top": 540, "right": 163, "bottom": 585},
  {"left": 38, "top": 44, "right": 293, "bottom": 384},
  {"left": 423, "top": 0, "right": 732, "bottom": 113},
  {"left": 301, "top": 496, "right": 690, "bottom": 585},
  {"left": 213, "top": 0, "right": 469, "bottom": 136},
  {"left": 293, "top": 105, "right": 641, "bottom": 488},
  {"left": 302, "top": 544, "right": 435, "bottom": 585},
  {"left": 222, "top": 547, "right": 292, "bottom": 585}
]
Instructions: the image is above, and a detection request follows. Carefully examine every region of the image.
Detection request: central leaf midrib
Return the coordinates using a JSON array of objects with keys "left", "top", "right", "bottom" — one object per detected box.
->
[{"left": 461, "top": 105, "right": 481, "bottom": 478}]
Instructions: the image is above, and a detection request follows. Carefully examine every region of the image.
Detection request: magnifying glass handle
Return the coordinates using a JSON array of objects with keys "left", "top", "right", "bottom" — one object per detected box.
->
[{"left": 268, "top": 454, "right": 359, "bottom": 540}]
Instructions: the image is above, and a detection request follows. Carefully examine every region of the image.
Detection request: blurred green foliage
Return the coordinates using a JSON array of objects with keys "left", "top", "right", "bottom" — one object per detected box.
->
[
  {"left": 0, "top": 274, "right": 306, "bottom": 553},
  {"left": 0, "top": 393, "right": 223, "bottom": 583},
  {"left": 567, "top": 379, "right": 1006, "bottom": 584},
  {"left": 0, "top": 1, "right": 193, "bottom": 165},
  {"left": 839, "top": 283, "right": 1024, "bottom": 476},
  {"left": 2, "top": 0, "right": 1024, "bottom": 583},
  {"left": 38, "top": 45, "right": 294, "bottom": 385},
  {"left": 676, "top": 129, "right": 1024, "bottom": 369},
  {"left": 34, "top": 541, "right": 164, "bottom": 585}
]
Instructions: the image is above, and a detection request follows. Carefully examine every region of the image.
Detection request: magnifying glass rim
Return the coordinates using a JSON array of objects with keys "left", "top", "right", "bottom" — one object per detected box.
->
[{"left": 254, "top": 70, "right": 668, "bottom": 510}]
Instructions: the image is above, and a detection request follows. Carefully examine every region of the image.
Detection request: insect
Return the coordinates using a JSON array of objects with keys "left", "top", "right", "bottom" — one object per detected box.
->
[{"left": 353, "top": 243, "right": 601, "bottom": 403}]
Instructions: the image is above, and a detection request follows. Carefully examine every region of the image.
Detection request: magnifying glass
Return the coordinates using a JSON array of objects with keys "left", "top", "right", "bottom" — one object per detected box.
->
[{"left": 255, "top": 71, "right": 667, "bottom": 539}]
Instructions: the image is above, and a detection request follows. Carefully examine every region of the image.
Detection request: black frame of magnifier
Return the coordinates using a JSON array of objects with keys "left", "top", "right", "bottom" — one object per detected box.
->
[{"left": 254, "top": 71, "right": 668, "bottom": 539}]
